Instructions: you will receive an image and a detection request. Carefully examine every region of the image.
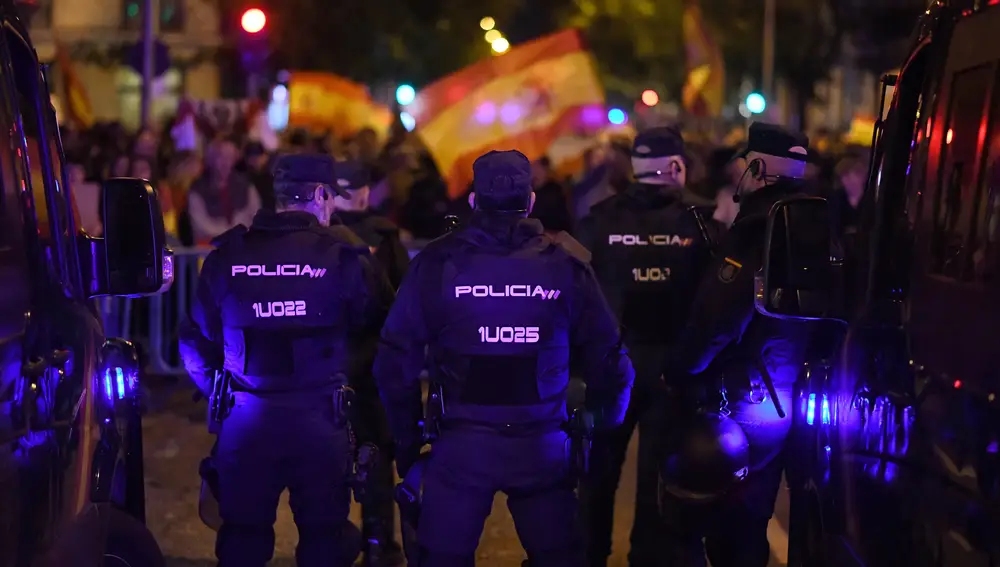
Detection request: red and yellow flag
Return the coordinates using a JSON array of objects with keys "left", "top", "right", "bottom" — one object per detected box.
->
[
  {"left": 681, "top": 1, "right": 726, "bottom": 118},
  {"left": 288, "top": 72, "right": 393, "bottom": 138},
  {"left": 55, "top": 42, "right": 94, "bottom": 129},
  {"left": 408, "top": 29, "right": 606, "bottom": 197}
]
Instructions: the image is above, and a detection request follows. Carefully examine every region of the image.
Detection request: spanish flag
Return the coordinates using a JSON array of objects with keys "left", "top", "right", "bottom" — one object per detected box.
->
[
  {"left": 681, "top": 1, "right": 726, "bottom": 118},
  {"left": 55, "top": 42, "right": 94, "bottom": 129},
  {"left": 408, "top": 29, "right": 605, "bottom": 197},
  {"left": 288, "top": 72, "right": 393, "bottom": 138}
]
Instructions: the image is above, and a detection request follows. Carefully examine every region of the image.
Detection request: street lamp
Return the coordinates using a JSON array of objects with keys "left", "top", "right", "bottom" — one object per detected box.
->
[
  {"left": 480, "top": 17, "right": 495, "bottom": 31},
  {"left": 491, "top": 37, "right": 509, "bottom": 54},
  {"left": 484, "top": 29, "right": 502, "bottom": 43}
]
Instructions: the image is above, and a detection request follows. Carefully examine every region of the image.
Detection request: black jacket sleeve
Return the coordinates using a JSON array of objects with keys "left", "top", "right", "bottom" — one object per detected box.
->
[
  {"left": 569, "top": 260, "right": 634, "bottom": 428},
  {"left": 574, "top": 213, "right": 600, "bottom": 257},
  {"left": 375, "top": 229, "right": 411, "bottom": 289},
  {"left": 373, "top": 252, "right": 432, "bottom": 448},
  {"left": 670, "top": 238, "right": 760, "bottom": 377},
  {"left": 340, "top": 245, "right": 396, "bottom": 338},
  {"left": 178, "top": 250, "right": 226, "bottom": 395}
]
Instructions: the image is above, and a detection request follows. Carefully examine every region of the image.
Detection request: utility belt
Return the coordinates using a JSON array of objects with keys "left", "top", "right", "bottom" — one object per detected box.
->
[
  {"left": 424, "top": 381, "right": 594, "bottom": 479},
  {"left": 207, "top": 370, "right": 355, "bottom": 422}
]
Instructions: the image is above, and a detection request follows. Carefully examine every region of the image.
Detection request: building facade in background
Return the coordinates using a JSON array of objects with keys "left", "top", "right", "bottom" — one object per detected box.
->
[{"left": 28, "top": 0, "right": 222, "bottom": 130}]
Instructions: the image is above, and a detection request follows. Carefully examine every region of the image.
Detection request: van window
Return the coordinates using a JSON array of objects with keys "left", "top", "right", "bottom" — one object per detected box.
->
[
  {"left": 0, "top": 101, "right": 30, "bottom": 342},
  {"left": 971, "top": 68, "right": 1000, "bottom": 283},
  {"left": 929, "top": 64, "right": 994, "bottom": 280},
  {"left": 7, "top": 29, "right": 78, "bottom": 293}
]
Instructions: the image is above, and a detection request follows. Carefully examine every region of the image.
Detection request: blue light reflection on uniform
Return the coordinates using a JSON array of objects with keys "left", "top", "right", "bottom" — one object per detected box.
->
[{"left": 804, "top": 392, "right": 832, "bottom": 426}]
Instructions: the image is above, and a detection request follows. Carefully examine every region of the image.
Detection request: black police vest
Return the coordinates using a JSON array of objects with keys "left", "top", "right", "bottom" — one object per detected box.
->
[
  {"left": 424, "top": 232, "right": 578, "bottom": 426},
  {"left": 589, "top": 189, "right": 707, "bottom": 343},
  {"left": 215, "top": 227, "right": 360, "bottom": 392}
]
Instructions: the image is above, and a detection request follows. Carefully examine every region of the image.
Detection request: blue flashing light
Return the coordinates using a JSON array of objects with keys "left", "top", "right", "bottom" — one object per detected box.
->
[
  {"left": 805, "top": 392, "right": 832, "bottom": 426},
  {"left": 104, "top": 371, "right": 114, "bottom": 401},
  {"left": 396, "top": 84, "right": 416, "bottom": 106},
  {"left": 400, "top": 111, "right": 416, "bottom": 132},
  {"left": 746, "top": 92, "right": 766, "bottom": 114},
  {"left": 607, "top": 108, "right": 627, "bottom": 125},
  {"left": 104, "top": 366, "right": 137, "bottom": 403},
  {"left": 115, "top": 367, "right": 126, "bottom": 400}
]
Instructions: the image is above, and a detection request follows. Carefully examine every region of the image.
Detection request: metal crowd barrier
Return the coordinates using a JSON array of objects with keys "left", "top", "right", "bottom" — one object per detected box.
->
[{"left": 100, "top": 240, "right": 431, "bottom": 378}]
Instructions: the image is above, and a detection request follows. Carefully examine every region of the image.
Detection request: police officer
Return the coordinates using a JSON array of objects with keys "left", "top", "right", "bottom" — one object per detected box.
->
[
  {"left": 574, "top": 126, "right": 712, "bottom": 567},
  {"left": 331, "top": 159, "right": 409, "bottom": 566},
  {"left": 374, "top": 149, "right": 635, "bottom": 567},
  {"left": 179, "top": 153, "right": 394, "bottom": 567},
  {"left": 332, "top": 159, "right": 410, "bottom": 288},
  {"left": 661, "top": 123, "right": 816, "bottom": 567}
]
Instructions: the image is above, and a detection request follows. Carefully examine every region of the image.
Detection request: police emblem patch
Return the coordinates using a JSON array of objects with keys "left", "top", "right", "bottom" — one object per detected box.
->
[{"left": 718, "top": 257, "right": 742, "bottom": 283}]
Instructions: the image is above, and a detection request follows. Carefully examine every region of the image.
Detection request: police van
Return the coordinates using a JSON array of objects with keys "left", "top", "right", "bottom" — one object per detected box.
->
[
  {"left": 755, "top": 0, "right": 1000, "bottom": 565},
  {"left": 0, "top": 0, "right": 172, "bottom": 564}
]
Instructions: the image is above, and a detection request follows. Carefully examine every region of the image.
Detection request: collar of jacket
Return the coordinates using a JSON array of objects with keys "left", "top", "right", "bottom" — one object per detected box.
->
[
  {"left": 624, "top": 183, "right": 683, "bottom": 207},
  {"left": 250, "top": 209, "right": 344, "bottom": 232},
  {"left": 460, "top": 212, "right": 545, "bottom": 247}
]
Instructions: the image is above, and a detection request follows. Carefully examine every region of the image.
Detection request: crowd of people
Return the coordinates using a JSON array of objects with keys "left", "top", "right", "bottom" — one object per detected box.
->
[{"left": 60, "top": 115, "right": 870, "bottom": 252}]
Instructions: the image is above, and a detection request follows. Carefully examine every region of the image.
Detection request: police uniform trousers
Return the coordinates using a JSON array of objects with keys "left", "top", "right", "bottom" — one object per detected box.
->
[
  {"left": 418, "top": 424, "right": 585, "bottom": 567},
  {"left": 659, "top": 386, "right": 795, "bottom": 567},
  {"left": 580, "top": 343, "right": 668, "bottom": 567},
  {"left": 214, "top": 390, "right": 353, "bottom": 567}
]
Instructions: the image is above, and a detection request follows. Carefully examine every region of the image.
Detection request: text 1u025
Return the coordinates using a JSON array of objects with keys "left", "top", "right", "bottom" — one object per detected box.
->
[{"left": 478, "top": 326, "right": 540, "bottom": 343}]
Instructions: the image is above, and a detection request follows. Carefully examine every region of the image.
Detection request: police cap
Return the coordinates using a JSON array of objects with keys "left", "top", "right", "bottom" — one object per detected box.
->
[
  {"left": 332, "top": 159, "right": 371, "bottom": 192},
  {"left": 632, "top": 126, "right": 686, "bottom": 184},
  {"left": 737, "top": 122, "right": 810, "bottom": 162},
  {"left": 631, "top": 126, "right": 684, "bottom": 159},
  {"left": 472, "top": 149, "right": 532, "bottom": 212},
  {"left": 272, "top": 153, "right": 351, "bottom": 200}
]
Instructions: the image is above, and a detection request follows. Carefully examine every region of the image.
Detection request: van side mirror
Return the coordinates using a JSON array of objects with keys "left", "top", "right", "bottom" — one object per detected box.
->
[
  {"left": 755, "top": 196, "right": 844, "bottom": 322},
  {"left": 81, "top": 178, "right": 174, "bottom": 298}
]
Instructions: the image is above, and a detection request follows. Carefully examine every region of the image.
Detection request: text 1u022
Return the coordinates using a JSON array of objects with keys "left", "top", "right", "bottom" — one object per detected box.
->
[{"left": 253, "top": 300, "right": 307, "bottom": 318}]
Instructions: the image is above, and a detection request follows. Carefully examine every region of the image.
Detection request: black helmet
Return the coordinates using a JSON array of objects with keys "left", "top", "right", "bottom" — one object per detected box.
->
[{"left": 660, "top": 411, "right": 751, "bottom": 502}]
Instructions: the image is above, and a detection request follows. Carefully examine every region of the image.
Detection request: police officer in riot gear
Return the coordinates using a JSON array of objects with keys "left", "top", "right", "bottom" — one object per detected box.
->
[
  {"left": 575, "top": 126, "right": 712, "bottom": 567},
  {"left": 661, "top": 123, "right": 816, "bottom": 567},
  {"left": 374, "top": 149, "right": 635, "bottom": 567},
  {"left": 179, "top": 153, "right": 394, "bottom": 567},
  {"left": 331, "top": 159, "right": 408, "bottom": 566}
]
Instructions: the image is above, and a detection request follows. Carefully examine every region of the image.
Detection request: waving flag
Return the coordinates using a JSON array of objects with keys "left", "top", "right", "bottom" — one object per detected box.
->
[
  {"left": 408, "top": 29, "right": 606, "bottom": 197},
  {"left": 681, "top": 1, "right": 726, "bottom": 118},
  {"left": 288, "top": 72, "right": 393, "bottom": 138},
  {"left": 55, "top": 42, "right": 94, "bottom": 129}
]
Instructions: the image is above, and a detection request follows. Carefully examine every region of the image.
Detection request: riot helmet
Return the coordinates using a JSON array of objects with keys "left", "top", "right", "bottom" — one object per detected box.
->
[{"left": 659, "top": 410, "right": 751, "bottom": 502}]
